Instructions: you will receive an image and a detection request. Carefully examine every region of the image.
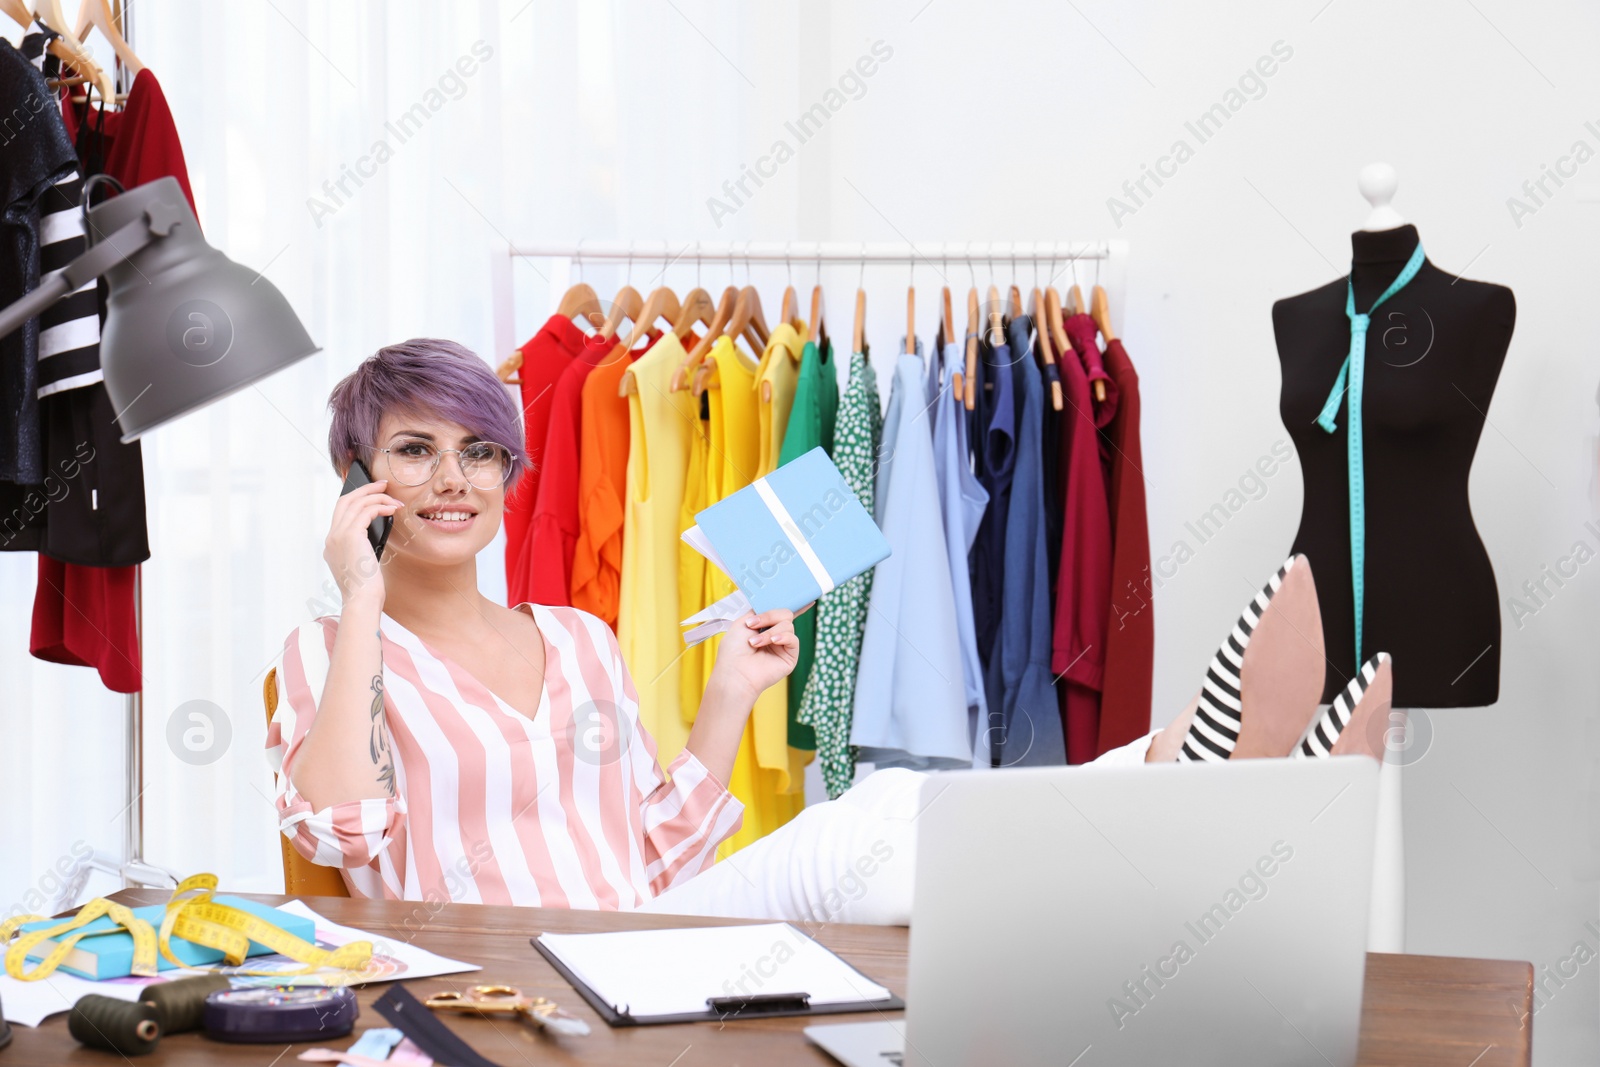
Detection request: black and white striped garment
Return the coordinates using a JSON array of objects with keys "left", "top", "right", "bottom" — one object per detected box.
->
[
  {"left": 1178, "top": 557, "right": 1296, "bottom": 762},
  {"left": 1295, "top": 652, "right": 1390, "bottom": 759},
  {"left": 21, "top": 35, "right": 102, "bottom": 398},
  {"left": 35, "top": 171, "right": 101, "bottom": 397}
]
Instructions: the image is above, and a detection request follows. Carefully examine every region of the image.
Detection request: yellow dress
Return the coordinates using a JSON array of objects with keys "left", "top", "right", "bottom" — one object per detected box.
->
[
  {"left": 678, "top": 358, "right": 713, "bottom": 729},
  {"left": 618, "top": 332, "right": 699, "bottom": 767},
  {"left": 754, "top": 323, "right": 812, "bottom": 794},
  {"left": 704, "top": 335, "right": 804, "bottom": 858}
]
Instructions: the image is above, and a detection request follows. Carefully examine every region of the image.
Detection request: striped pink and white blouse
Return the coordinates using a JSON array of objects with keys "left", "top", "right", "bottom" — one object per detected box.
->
[{"left": 265, "top": 603, "right": 744, "bottom": 908}]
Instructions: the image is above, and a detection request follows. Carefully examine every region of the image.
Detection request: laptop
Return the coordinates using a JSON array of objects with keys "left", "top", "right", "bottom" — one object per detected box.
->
[{"left": 806, "top": 756, "right": 1378, "bottom": 1067}]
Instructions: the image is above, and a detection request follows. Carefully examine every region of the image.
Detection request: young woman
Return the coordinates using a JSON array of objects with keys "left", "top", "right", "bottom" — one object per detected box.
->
[{"left": 268, "top": 339, "right": 1391, "bottom": 924}]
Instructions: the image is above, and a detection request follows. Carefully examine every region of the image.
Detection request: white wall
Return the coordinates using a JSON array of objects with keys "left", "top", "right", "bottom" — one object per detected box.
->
[
  {"left": 805, "top": 2, "right": 1598, "bottom": 1060},
  {"left": 2, "top": 1, "right": 1593, "bottom": 1060}
]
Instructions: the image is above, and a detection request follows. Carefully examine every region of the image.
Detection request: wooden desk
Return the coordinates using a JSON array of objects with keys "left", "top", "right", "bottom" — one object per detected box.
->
[{"left": 5, "top": 891, "right": 1533, "bottom": 1066}]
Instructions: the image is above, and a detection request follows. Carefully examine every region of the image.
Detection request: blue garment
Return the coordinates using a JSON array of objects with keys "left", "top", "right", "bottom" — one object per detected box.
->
[
  {"left": 852, "top": 344, "right": 973, "bottom": 770},
  {"left": 984, "top": 317, "right": 1067, "bottom": 766},
  {"left": 872, "top": 340, "right": 913, "bottom": 519},
  {"left": 967, "top": 329, "right": 1017, "bottom": 686},
  {"left": 930, "top": 335, "right": 992, "bottom": 769}
]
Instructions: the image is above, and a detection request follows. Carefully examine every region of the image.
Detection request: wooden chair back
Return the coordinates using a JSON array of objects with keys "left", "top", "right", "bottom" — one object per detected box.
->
[{"left": 263, "top": 668, "right": 351, "bottom": 898}]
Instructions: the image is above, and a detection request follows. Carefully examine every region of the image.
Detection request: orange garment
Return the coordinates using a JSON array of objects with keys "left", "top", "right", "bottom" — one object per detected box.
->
[{"left": 570, "top": 331, "right": 658, "bottom": 627}]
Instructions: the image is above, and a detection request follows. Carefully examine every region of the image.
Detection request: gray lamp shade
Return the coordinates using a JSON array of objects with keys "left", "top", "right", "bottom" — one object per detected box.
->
[{"left": 94, "top": 177, "right": 321, "bottom": 442}]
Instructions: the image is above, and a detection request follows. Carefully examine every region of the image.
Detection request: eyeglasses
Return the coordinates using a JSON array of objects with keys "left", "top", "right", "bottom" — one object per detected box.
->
[{"left": 374, "top": 438, "right": 515, "bottom": 490}]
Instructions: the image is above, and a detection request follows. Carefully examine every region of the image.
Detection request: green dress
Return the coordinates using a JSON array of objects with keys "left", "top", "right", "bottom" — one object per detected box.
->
[
  {"left": 777, "top": 334, "right": 840, "bottom": 752},
  {"left": 797, "top": 344, "right": 880, "bottom": 799}
]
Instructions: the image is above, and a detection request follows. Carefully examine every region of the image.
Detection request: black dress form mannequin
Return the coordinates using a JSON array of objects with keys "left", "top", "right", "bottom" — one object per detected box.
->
[{"left": 1274, "top": 224, "right": 1514, "bottom": 708}]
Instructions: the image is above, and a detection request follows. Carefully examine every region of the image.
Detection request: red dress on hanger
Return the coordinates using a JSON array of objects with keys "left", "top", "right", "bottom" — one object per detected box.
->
[
  {"left": 33, "top": 70, "right": 195, "bottom": 693},
  {"left": 503, "top": 315, "right": 591, "bottom": 607},
  {"left": 1095, "top": 337, "right": 1154, "bottom": 755}
]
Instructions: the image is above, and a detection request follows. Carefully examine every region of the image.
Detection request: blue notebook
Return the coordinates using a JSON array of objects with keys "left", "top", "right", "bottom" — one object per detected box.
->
[
  {"left": 681, "top": 447, "right": 889, "bottom": 644},
  {"left": 20, "top": 896, "right": 316, "bottom": 980}
]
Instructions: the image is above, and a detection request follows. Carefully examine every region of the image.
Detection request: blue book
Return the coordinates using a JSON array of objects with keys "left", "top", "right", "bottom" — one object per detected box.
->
[
  {"left": 21, "top": 896, "right": 317, "bottom": 980},
  {"left": 681, "top": 447, "right": 889, "bottom": 644}
]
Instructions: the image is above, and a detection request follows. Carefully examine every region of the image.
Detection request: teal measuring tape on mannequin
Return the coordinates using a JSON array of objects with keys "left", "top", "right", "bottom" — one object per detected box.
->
[{"left": 1313, "top": 240, "right": 1426, "bottom": 666}]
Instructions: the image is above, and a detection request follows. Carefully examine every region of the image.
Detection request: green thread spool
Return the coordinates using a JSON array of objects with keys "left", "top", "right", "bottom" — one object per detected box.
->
[
  {"left": 68, "top": 994, "right": 162, "bottom": 1056},
  {"left": 142, "top": 973, "right": 232, "bottom": 1033}
]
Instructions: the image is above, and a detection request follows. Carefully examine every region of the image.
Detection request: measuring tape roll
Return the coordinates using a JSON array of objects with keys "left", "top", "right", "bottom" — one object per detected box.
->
[{"left": 0, "top": 873, "right": 372, "bottom": 982}]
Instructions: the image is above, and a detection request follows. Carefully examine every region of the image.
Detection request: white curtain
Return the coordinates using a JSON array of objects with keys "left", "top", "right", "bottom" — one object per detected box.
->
[{"left": 0, "top": 1, "right": 815, "bottom": 903}]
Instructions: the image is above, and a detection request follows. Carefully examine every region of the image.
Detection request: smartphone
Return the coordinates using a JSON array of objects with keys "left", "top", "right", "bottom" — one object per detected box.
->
[{"left": 340, "top": 458, "right": 393, "bottom": 561}]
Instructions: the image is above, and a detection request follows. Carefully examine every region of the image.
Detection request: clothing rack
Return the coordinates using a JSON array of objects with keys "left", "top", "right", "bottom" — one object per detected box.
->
[{"left": 491, "top": 240, "right": 1130, "bottom": 362}]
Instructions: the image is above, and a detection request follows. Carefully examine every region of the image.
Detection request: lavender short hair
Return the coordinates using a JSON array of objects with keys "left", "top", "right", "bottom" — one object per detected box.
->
[{"left": 327, "top": 338, "right": 526, "bottom": 494}]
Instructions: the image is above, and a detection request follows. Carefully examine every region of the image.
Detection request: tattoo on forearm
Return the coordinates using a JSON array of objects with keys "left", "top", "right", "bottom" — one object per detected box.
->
[{"left": 369, "top": 670, "right": 396, "bottom": 796}]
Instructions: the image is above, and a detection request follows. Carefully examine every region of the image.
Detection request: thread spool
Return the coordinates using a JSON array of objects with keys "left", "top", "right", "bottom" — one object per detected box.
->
[
  {"left": 68, "top": 994, "right": 162, "bottom": 1056},
  {"left": 142, "top": 973, "right": 232, "bottom": 1034}
]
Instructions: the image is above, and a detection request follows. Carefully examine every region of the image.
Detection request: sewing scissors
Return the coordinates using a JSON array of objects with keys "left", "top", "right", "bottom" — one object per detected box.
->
[{"left": 423, "top": 984, "right": 591, "bottom": 1037}]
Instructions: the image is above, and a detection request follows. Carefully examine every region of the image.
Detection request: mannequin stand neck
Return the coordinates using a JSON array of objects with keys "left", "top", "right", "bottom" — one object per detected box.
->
[{"left": 1350, "top": 224, "right": 1422, "bottom": 304}]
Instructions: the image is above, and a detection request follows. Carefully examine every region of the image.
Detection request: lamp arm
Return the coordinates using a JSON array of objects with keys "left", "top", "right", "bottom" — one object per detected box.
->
[{"left": 0, "top": 206, "right": 179, "bottom": 343}]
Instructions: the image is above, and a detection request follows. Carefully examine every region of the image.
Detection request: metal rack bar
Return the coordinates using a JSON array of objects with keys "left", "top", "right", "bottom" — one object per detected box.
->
[
  {"left": 507, "top": 239, "right": 1124, "bottom": 264},
  {"left": 496, "top": 239, "right": 1129, "bottom": 359}
]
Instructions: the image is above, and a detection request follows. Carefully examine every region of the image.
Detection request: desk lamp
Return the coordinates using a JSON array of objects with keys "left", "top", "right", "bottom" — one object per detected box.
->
[{"left": 0, "top": 175, "right": 320, "bottom": 439}]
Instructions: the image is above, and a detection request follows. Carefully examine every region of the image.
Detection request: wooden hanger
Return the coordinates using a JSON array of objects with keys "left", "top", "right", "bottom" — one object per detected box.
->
[
  {"left": 557, "top": 281, "right": 603, "bottom": 328},
  {"left": 495, "top": 273, "right": 606, "bottom": 383},
  {"left": 624, "top": 286, "right": 681, "bottom": 348},
  {"left": 73, "top": 0, "right": 143, "bottom": 77},
  {"left": 1067, "top": 281, "right": 1086, "bottom": 317},
  {"left": 1091, "top": 284, "right": 1117, "bottom": 343},
  {"left": 1032, "top": 287, "right": 1063, "bottom": 411},
  {"left": 33, "top": 0, "right": 114, "bottom": 102},
  {"left": 780, "top": 283, "right": 797, "bottom": 331},
  {"left": 726, "top": 284, "right": 769, "bottom": 351},
  {"left": 495, "top": 345, "right": 524, "bottom": 384},
  {"left": 674, "top": 286, "right": 738, "bottom": 393},
  {"left": 1064, "top": 255, "right": 1104, "bottom": 402},
  {"left": 962, "top": 287, "right": 978, "bottom": 410},
  {"left": 1088, "top": 283, "right": 1115, "bottom": 404},
  {"left": 1008, "top": 284, "right": 1023, "bottom": 322},
  {"left": 852, "top": 287, "right": 866, "bottom": 355},
  {"left": 616, "top": 286, "right": 682, "bottom": 397},
  {"left": 673, "top": 285, "right": 716, "bottom": 342},
  {"left": 757, "top": 281, "right": 802, "bottom": 401},
  {"left": 599, "top": 284, "right": 643, "bottom": 342},
  {"left": 904, "top": 283, "right": 916, "bottom": 356},
  {"left": 1044, "top": 287, "right": 1071, "bottom": 361},
  {"left": 3, "top": 0, "right": 32, "bottom": 29},
  {"left": 1047, "top": 284, "right": 1104, "bottom": 402},
  {"left": 986, "top": 284, "right": 1004, "bottom": 346},
  {"left": 809, "top": 280, "right": 825, "bottom": 341}
]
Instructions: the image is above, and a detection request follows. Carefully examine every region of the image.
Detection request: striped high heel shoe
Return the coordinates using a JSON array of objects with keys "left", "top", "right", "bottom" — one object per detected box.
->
[
  {"left": 1178, "top": 554, "right": 1325, "bottom": 761},
  {"left": 1295, "top": 653, "right": 1394, "bottom": 760}
]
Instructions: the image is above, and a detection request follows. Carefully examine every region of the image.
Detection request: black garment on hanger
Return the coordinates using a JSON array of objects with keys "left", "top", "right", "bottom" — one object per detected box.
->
[
  {"left": 1274, "top": 224, "right": 1514, "bottom": 708},
  {"left": 7, "top": 42, "right": 149, "bottom": 567},
  {"left": 0, "top": 37, "right": 77, "bottom": 487}
]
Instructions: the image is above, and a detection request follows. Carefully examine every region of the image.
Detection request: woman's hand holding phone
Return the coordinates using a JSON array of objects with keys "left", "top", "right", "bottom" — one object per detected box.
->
[{"left": 327, "top": 476, "right": 403, "bottom": 609}]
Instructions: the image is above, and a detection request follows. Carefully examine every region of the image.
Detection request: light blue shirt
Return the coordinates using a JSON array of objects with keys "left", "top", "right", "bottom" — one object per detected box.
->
[
  {"left": 929, "top": 338, "right": 992, "bottom": 768},
  {"left": 851, "top": 344, "right": 973, "bottom": 770}
]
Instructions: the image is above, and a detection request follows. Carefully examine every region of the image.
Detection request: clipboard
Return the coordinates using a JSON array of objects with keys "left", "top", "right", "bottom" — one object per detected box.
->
[{"left": 530, "top": 933, "right": 906, "bottom": 1027}]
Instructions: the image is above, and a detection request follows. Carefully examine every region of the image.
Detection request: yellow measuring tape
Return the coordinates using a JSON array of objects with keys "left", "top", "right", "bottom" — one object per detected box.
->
[{"left": 0, "top": 873, "right": 372, "bottom": 983}]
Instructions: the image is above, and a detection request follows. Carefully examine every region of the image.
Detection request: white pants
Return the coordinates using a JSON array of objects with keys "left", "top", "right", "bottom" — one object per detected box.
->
[{"left": 640, "top": 731, "right": 1158, "bottom": 926}]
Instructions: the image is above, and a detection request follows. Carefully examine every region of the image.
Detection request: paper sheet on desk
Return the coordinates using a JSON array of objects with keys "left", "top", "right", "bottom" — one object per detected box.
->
[
  {"left": 536, "top": 922, "right": 893, "bottom": 1018},
  {"left": 0, "top": 899, "right": 479, "bottom": 1025},
  {"left": 215, "top": 899, "right": 479, "bottom": 988},
  {"left": 679, "top": 523, "right": 754, "bottom": 646}
]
